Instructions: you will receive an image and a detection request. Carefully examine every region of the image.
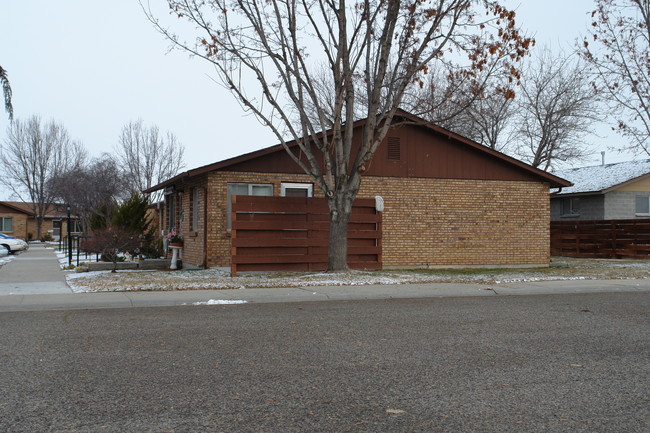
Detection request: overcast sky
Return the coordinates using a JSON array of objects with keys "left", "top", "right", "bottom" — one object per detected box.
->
[{"left": 0, "top": 0, "right": 637, "bottom": 201}]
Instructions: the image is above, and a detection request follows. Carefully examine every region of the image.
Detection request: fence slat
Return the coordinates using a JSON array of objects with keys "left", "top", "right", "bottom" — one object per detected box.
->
[
  {"left": 231, "top": 196, "right": 382, "bottom": 275},
  {"left": 551, "top": 218, "right": 650, "bottom": 259}
]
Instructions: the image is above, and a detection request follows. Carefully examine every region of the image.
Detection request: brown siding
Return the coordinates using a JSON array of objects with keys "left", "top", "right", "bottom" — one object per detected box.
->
[{"left": 225, "top": 123, "right": 545, "bottom": 183}]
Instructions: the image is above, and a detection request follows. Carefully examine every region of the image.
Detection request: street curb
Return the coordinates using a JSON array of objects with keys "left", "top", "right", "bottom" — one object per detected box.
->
[{"left": 1, "top": 279, "right": 650, "bottom": 312}]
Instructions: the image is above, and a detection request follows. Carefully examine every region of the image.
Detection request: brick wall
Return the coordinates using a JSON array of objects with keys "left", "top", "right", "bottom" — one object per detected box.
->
[
  {"left": 604, "top": 190, "right": 643, "bottom": 219},
  {"left": 360, "top": 177, "right": 550, "bottom": 267},
  {"left": 177, "top": 176, "right": 208, "bottom": 268},
  {"left": 27, "top": 218, "right": 77, "bottom": 241},
  {"left": 0, "top": 212, "right": 28, "bottom": 240},
  {"left": 200, "top": 171, "right": 550, "bottom": 268}
]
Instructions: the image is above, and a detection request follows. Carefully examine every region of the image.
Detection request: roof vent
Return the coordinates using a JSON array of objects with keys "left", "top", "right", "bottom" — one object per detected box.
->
[{"left": 387, "top": 137, "right": 401, "bottom": 160}]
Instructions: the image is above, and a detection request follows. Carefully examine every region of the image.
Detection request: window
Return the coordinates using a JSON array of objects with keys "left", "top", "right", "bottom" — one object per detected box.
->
[
  {"left": 70, "top": 219, "right": 81, "bottom": 233},
  {"left": 227, "top": 183, "right": 273, "bottom": 230},
  {"left": 561, "top": 197, "right": 580, "bottom": 216},
  {"left": 168, "top": 194, "right": 176, "bottom": 230},
  {"left": 191, "top": 187, "right": 200, "bottom": 232},
  {"left": 636, "top": 195, "right": 650, "bottom": 214},
  {"left": 281, "top": 182, "right": 313, "bottom": 197},
  {"left": 0, "top": 217, "right": 12, "bottom": 232}
]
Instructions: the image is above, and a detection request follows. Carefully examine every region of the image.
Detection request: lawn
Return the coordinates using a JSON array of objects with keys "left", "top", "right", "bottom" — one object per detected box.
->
[{"left": 65, "top": 257, "right": 650, "bottom": 293}]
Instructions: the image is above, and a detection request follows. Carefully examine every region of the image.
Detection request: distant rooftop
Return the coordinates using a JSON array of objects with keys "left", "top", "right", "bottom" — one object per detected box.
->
[{"left": 552, "top": 159, "right": 650, "bottom": 195}]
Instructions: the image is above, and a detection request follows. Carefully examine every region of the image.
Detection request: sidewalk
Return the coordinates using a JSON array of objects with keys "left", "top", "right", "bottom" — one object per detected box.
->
[
  {"left": 1, "top": 277, "right": 649, "bottom": 312},
  {"left": 0, "top": 243, "right": 72, "bottom": 296},
  {"left": 1, "top": 243, "right": 650, "bottom": 312}
]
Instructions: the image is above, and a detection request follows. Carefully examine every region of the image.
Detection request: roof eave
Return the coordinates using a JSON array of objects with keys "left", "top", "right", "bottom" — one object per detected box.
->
[
  {"left": 602, "top": 171, "right": 650, "bottom": 193},
  {"left": 146, "top": 109, "right": 573, "bottom": 190}
]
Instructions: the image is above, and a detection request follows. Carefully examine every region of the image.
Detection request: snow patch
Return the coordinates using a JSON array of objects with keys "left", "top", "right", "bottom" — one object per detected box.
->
[{"left": 191, "top": 299, "right": 247, "bottom": 305}]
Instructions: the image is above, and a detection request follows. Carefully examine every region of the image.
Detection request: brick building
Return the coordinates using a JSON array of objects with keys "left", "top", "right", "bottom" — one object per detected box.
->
[
  {"left": 0, "top": 201, "right": 78, "bottom": 241},
  {"left": 146, "top": 113, "right": 569, "bottom": 270}
]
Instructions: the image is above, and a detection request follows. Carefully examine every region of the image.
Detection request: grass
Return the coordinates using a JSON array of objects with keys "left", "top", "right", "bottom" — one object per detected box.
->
[{"left": 65, "top": 256, "right": 650, "bottom": 293}]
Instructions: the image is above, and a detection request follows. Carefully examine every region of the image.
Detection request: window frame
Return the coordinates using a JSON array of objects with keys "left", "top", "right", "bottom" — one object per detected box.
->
[
  {"left": 635, "top": 195, "right": 650, "bottom": 216},
  {"left": 0, "top": 216, "right": 13, "bottom": 232},
  {"left": 280, "top": 182, "right": 313, "bottom": 197},
  {"left": 227, "top": 182, "right": 274, "bottom": 230},
  {"left": 191, "top": 187, "right": 200, "bottom": 232},
  {"left": 168, "top": 194, "right": 176, "bottom": 231},
  {"left": 561, "top": 197, "right": 581, "bottom": 217}
]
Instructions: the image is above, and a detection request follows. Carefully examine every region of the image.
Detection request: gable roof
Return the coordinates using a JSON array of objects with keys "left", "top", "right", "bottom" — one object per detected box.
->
[
  {"left": 551, "top": 159, "right": 650, "bottom": 195},
  {"left": 145, "top": 111, "right": 571, "bottom": 192},
  {"left": 0, "top": 201, "right": 69, "bottom": 218},
  {"left": 0, "top": 201, "right": 33, "bottom": 215}
]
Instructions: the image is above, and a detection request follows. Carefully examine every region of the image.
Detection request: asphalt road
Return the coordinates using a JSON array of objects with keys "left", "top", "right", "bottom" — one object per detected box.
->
[{"left": 1, "top": 292, "right": 648, "bottom": 432}]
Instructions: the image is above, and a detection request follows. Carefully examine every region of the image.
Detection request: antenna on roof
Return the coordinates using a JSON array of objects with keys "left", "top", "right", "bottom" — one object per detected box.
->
[{"left": 601, "top": 151, "right": 605, "bottom": 166}]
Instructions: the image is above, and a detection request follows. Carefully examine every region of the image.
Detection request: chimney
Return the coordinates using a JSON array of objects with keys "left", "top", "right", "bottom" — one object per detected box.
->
[{"left": 601, "top": 151, "right": 605, "bottom": 166}]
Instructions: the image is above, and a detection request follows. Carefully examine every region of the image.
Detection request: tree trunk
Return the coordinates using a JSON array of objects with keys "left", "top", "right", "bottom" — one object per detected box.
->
[
  {"left": 36, "top": 216, "right": 43, "bottom": 240},
  {"left": 327, "top": 191, "right": 355, "bottom": 272}
]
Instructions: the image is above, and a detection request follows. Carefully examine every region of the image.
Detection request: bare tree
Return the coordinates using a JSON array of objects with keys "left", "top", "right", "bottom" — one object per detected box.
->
[
  {"left": 48, "top": 154, "right": 123, "bottom": 232},
  {"left": 458, "top": 88, "right": 515, "bottom": 151},
  {"left": 145, "top": 0, "right": 532, "bottom": 271},
  {"left": 0, "top": 115, "right": 86, "bottom": 238},
  {"left": 513, "top": 49, "right": 602, "bottom": 171},
  {"left": 404, "top": 65, "right": 516, "bottom": 151},
  {"left": 582, "top": 0, "right": 650, "bottom": 155},
  {"left": 115, "top": 119, "right": 185, "bottom": 201},
  {"left": 0, "top": 66, "right": 12, "bottom": 120}
]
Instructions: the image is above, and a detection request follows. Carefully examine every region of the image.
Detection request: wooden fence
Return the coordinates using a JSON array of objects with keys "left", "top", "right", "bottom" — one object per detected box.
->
[
  {"left": 230, "top": 195, "right": 382, "bottom": 276},
  {"left": 551, "top": 219, "right": 650, "bottom": 259}
]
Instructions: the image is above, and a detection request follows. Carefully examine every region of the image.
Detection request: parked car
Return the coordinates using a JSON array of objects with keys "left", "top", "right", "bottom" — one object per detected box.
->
[{"left": 0, "top": 233, "right": 29, "bottom": 254}]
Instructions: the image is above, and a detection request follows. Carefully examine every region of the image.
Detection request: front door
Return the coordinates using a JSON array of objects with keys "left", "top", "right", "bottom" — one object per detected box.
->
[{"left": 52, "top": 219, "right": 62, "bottom": 240}]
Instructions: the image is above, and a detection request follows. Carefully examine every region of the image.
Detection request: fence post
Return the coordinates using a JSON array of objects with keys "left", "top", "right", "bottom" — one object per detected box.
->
[
  {"left": 633, "top": 220, "right": 638, "bottom": 257},
  {"left": 376, "top": 206, "right": 383, "bottom": 269},
  {"left": 611, "top": 220, "right": 617, "bottom": 258},
  {"left": 230, "top": 195, "right": 237, "bottom": 277}
]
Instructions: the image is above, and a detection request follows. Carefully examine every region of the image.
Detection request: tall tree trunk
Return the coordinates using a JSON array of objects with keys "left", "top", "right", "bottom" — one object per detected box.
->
[
  {"left": 36, "top": 216, "right": 43, "bottom": 240},
  {"left": 327, "top": 190, "right": 355, "bottom": 272}
]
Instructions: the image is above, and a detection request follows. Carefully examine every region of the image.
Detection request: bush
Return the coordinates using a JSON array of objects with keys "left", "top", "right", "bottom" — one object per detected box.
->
[{"left": 81, "top": 227, "right": 142, "bottom": 272}]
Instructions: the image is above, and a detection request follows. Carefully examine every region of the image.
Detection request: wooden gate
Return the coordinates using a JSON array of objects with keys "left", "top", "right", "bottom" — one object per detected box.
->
[{"left": 231, "top": 196, "right": 382, "bottom": 276}]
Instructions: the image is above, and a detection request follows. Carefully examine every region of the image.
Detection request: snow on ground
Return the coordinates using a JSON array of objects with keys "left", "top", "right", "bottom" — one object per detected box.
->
[
  {"left": 189, "top": 300, "right": 248, "bottom": 305},
  {"left": 63, "top": 257, "right": 650, "bottom": 293},
  {"left": 0, "top": 254, "right": 16, "bottom": 266}
]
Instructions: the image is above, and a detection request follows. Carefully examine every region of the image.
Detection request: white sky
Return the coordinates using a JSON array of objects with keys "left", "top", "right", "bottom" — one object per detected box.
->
[{"left": 0, "top": 0, "right": 638, "bottom": 201}]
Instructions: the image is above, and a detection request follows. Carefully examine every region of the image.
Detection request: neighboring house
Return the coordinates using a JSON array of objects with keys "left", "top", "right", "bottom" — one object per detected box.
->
[
  {"left": 0, "top": 201, "right": 80, "bottom": 241},
  {"left": 145, "top": 112, "right": 569, "bottom": 270},
  {"left": 551, "top": 159, "right": 650, "bottom": 221}
]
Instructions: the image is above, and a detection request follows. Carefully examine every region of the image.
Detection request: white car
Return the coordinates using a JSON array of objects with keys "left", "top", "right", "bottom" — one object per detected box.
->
[{"left": 0, "top": 234, "right": 29, "bottom": 254}]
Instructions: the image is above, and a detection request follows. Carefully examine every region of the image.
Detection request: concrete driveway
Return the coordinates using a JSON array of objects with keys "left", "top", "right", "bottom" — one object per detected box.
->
[{"left": 0, "top": 243, "right": 72, "bottom": 295}]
